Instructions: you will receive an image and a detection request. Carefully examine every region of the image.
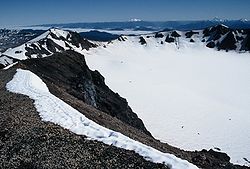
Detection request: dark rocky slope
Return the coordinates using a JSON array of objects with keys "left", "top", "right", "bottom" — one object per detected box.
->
[{"left": 20, "top": 50, "right": 151, "bottom": 136}]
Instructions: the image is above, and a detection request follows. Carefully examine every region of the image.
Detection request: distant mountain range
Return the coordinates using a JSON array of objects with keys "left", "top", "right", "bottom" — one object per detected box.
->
[
  {"left": 1, "top": 24, "right": 249, "bottom": 69},
  {"left": 32, "top": 19, "right": 250, "bottom": 31}
]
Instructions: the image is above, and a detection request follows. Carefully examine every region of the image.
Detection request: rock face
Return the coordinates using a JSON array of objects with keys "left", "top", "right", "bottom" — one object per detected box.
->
[
  {"left": 139, "top": 36, "right": 147, "bottom": 45},
  {"left": 241, "top": 33, "right": 250, "bottom": 51},
  {"left": 21, "top": 50, "right": 152, "bottom": 136},
  {"left": 171, "top": 31, "right": 181, "bottom": 37},
  {"left": 218, "top": 32, "right": 237, "bottom": 50},
  {"left": 203, "top": 24, "right": 230, "bottom": 40},
  {"left": 79, "top": 30, "right": 120, "bottom": 42},
  {"left": 185, "top": 31, "right": 199, "bottom": 38},
  {"left": 206, "top": 41, "right": 216, "bottom": 48},
  {"left": 202, "top": 24, "right": 250, "bottom": 51},
  {"left": 155, "top": 32, "right": 164, "bottom": 38},
  {"left": 165, "top": 34, "right": 175, "bottom": 43}
]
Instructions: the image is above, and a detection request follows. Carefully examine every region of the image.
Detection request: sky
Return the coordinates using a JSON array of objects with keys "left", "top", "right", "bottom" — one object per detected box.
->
[{"left": 0, "top": 0, "right": 250, "bottom": 28}]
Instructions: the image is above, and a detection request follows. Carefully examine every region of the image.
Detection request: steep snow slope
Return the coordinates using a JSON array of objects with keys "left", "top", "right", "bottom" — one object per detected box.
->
[
  {"left": 6, "top": 69, "right": 198, "bottom": 169},
  {"left": 84, "top": 35, "right": 250, "bottom": 166}
]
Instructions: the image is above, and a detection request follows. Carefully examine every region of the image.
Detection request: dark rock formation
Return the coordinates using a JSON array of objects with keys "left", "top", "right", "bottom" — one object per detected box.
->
[
  {"left": 190, "top": 39, "right": 195, "bottom": 42},
  {"left": 118, "top": 36, "right": 126, "bottom": 41},
  {"left": 201, "top": 24, "right": 250, "bottom": 51},
  {"left": 241, "top": 33, "right": 250, "bottom": 51},
  {"left": 185, "top": 31, "right": 199, "bottom": 38},
  {"left": 155, "top": 32, "right": 164, "bottom": 38},
  {"left": 165, "top": 35, "right": 175, "bottom": 43},
  {"left": 0, "top": 64, "right": 4, "bottom": 69},
  {"left": 79, "top": 30, "right": 120, "bottom": 42},
  {"left": 217, "top": 32, "right": 237, "bottom": 50},
  {"left": 171, "top": 31, "right": 181, "bottom": 37},
  {"left": 139, "top": 37, "right": 147, "bottom": 45},
  {"left": 203, "top": 24, "right": 230, "bottom": 38},
  {"left": 206, "top": 41, "right": 216, "bottom": 48}
]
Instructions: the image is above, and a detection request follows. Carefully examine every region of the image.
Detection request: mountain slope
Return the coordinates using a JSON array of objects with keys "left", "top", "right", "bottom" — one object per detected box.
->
[{"left": 1, "top": 27, "right": 250, "bottom": 168}]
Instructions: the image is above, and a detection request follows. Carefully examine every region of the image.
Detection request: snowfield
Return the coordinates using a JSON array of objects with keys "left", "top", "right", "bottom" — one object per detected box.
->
[
  {"left": 84, "top": 35, "right": 250, "bottom": 166},
  {"left": 6, "top": 69, "right": 198, "bottom": 169}
]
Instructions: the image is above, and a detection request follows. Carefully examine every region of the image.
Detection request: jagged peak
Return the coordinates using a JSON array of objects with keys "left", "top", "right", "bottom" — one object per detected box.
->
[
  {"left": 239, "top": 18, "right": 248, "bottom": 22},
  {"left": 26, "top": 28, "right": 71, "bottom": 44},
  {"left": 211, "top": 17, "right": 227, "bottom": 22},
  {"left": 49, "top": 28, "right": 71, "bottom": 40},
  {"left": 210, "top": 24, "right": 230, "bottom": 30}
]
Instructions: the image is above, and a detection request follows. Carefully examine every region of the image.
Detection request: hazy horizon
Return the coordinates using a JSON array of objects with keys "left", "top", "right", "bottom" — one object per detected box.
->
[{"left": 1, "top": 0, "right": 250, "bottom": 28}]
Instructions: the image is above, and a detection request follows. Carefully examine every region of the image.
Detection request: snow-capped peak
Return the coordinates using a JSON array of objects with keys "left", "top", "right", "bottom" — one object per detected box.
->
[
  {"left": 211, "top": 17, "right": 227, "bottom": 22},
  {"left": 239, "top": 18, "right": 248, "bottom": 22},
  {"left": 0, "top": 28, "right": 96, "bottom": 67},
  {"left": 129, "top": 18, "right": 142, "bottom": 22},
  {"left": 49, "top": 28, "right": 70, "bottom": 40}
]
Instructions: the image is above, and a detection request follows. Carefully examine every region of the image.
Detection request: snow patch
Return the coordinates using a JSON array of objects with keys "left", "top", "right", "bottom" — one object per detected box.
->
[
  {"left": 3, "top": 45, "right": 27, "bottom": 60},
  {"left": 3, "top": 62, "right": 18, "bottom": 70},
  {"left": 28, "top": 31, "right": 50, "bottom": 43},
  {"left": 0, "top": 55, "right": 13, "bottom": 66}
]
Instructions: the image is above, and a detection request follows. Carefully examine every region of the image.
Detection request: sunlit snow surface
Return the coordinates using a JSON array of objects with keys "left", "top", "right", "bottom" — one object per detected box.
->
[
  {"left": 6, "top": 69, "right": 198, "bottom": 169},
  {"left": 85, "top": 36, "right": 250, "bottom": 166}
]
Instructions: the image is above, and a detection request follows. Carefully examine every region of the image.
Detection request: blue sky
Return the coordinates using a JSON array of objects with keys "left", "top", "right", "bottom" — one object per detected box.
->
[{"left": 0, "top": 0, "right": 250, "bottom": 27}]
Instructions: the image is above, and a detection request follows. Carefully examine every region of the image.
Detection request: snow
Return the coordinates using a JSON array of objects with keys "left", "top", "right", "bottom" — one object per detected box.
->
[
  {"left": 130, "top": 18, "right": 142, "bottom": 22},
  {"left": 84, "top": 35, "right": 250, "bottom": 166},
  {"left": 28, "top": 31, "right": 50, "bottom": 43},
  {"left": 3, "top": 62, "right": 18, "bottom": 70},
  {"left": 3, "top": 44, "right": 27, "bottom": 60},
  {"left": 0, "top": 55, "right": 13, "bottom": 66},
  {"left": 50, "top": 28, "right": 70, "bottom": 39},
  {"left": 6, "top": 69, "right": 198, "bottom": 169},
  {"left": 47, "top": 34, "right": 69, "bottom": 50}
]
